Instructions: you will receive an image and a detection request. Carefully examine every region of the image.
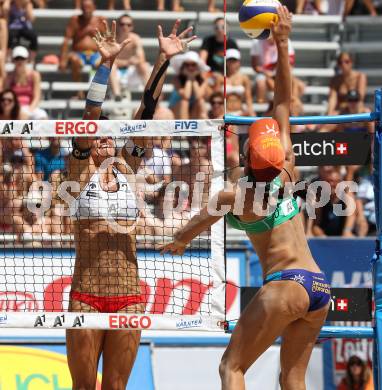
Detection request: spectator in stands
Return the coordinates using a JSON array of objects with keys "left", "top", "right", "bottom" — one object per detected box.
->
[
  {"left": 0, "top": 88, "right": 27, "bottom": 120},
  {"left": 337, "top": 354, "right": 374, "bottom": 390},
  {"left": 153, "top": 105, "right": 175, "bottom": 120},
  {"left": 59, "top": 0, "right": 105, "bottom": 95},
  {"left": 321, "top": 91, "right": 374, "bottom": 182},
  {"left": 139, "top": 137, "right": 173, "bottom": 207},
  {"left": 310, "top": 168, "right": 356, "bottom": 237},
  {"left": 214, "top": 49, "right": 255, "bottom": 116},
  {"left": 251, "top": 36, "right": 295, "bottom": 103},
  {"left": 345, "top": 0, "right": 379, "bottom": 16},
  {"left": 8, "top": 0, "right": 38, "bottom": 62},
  {"left": 200, "top": 17, "right": 239, "bottom": 74},
  {"left": 357, "top": 175, "right": 376, "bottom": 236},
  {"left": 105, "top": 0, "right": 132, "bottom": 10},
  {"left": 207, "top": 92, "right": 240, "bottom": 182},
  {"left": 0, "top": 168, "right": 22, "bottom": 233},
  {"left": 296, "top": 0, "right": 324, "bottom": 14},
  {"left": 226, "top": 91, "right": 247, "bottom": 116},
  {"left": 110, "top": 14, "right": 149, "bottom": 101},
  {"left": 156, "top": 0, "right": 183, "bottom": 11},
  {"left": 34, "top": 138, "right": 66, "bottom": 182},
  {"left": 169, "top": 51, "right": 210, "bottom": 119},
  {"left": 1, "top": 138, "right": 34, "bottom": 188},
  {"left": 188, "top": 137, "right": 212, "bottom": 208},
  {"left": 0, "top": 0, "right": 10, "bottom": 88},
  {"left": 207, "top": 0, "right": 220, "bottom": 12},
  {"left": 5, "top": 46, "right": 48, "bottom": 119},
  {"left": 328, "top": 52, "right": 368, "bottom": 115},
  {"left": 13, "top": 188, "right": 54, "bottom": 239},
  {"left": 77, "top": 0, "right": 184, "bottom": 11},
  {"left": 208, "top": 91, "right": 224, "bottom": 119},
  {"left": 322, "top": 90, "right": 374, "bottom": 134}
]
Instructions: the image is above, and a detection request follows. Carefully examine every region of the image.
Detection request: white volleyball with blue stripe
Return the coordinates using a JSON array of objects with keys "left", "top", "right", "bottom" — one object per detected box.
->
[{"left": 239, "top": 0, "right": 281, "bottom": 40}]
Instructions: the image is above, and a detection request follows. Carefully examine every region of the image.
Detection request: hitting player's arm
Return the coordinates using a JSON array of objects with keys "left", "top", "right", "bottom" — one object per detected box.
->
[
  {"left": 271, "top": 6, "right": 294, "bottom": 168},
  {"left": 160, "top": 191, "right": 235, "bottom": 255},
  {"left": 122, "top": 19, "right": 196, "bottom": 173}
]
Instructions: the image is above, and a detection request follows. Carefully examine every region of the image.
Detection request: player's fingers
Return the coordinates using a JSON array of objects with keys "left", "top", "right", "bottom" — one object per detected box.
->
[
  {"left": 103, "top": 19, "right": 110, "bottom": 34},
  {"left": 185, "top": 35, "right": 197, "bottom": 44},
  {"left": 157, "top": 25, "right": 163, "bottom": 39},
  {"left": 178, "top": 25, "right": 193, "bottom": 39},
  {"left": 111, "top": 20, "right": 117, "bottom": 38},
  {"left": 95, "top": 29, "right": 103, "bottom": 41},
  {"left": 121, "top": 38, "right": 131, "bottom": 49},
  {"left": 171, "top": 19, "right": 181, "bottom": 36},
  {"left": 281, "top": 5, "right": 289, "bottom": 20},
  {"left": 276, "top": 5, "right": 284, "bottom": 19}
]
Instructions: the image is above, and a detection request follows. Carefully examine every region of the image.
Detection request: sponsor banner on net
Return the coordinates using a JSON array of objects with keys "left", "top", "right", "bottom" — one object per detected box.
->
[
  {"left": 0, "top": 312, "right": 220, "bottom": 330},
  {"left": 0, "top": 252, "right": 240, "bottom": 332},
  {"left": 0, "top": 120, "right": 223, "bottom": 137}
]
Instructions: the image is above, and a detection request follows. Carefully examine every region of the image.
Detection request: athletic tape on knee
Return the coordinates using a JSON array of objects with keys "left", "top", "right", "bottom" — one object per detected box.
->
[{"left": 86, "top": 65, "right": 110, "bottom": 107}]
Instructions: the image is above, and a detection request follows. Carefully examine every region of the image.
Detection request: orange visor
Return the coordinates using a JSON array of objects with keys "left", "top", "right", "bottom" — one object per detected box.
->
[{"left": 247, "top": 118, "right": 285, "bottom": 182}]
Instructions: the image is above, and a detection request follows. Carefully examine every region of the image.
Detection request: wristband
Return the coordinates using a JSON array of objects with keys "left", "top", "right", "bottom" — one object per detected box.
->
[
  {"left": 125, "top": 139, "right": 145, "bottom": 158},
  {"left": 72, "top": 138, "right": 91, "bottom": 160},
  {"left": 86, "top": 65, "right": 110, "bottom": 107}
]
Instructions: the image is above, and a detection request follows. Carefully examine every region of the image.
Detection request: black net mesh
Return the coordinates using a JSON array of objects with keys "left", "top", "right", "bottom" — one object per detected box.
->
[{"left": 0, "top": 135, "right": 216, "bottom": 318}]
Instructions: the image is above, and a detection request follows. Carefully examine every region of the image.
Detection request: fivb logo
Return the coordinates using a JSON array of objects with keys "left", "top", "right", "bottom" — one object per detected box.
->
[
  {"left": 174, "top": 121, "right": 198, "bottom": 131},
  {"left": 293, "top": 139, "right": 349, "bottom": 157}
]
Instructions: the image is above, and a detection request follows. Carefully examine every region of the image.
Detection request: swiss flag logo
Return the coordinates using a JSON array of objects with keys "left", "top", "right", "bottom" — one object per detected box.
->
[
  {"left": 336, "top": 143, "right": 348, "bottom": 155},
  {"left": 336, "top": 298, "right": 348, "bottom": 311}
]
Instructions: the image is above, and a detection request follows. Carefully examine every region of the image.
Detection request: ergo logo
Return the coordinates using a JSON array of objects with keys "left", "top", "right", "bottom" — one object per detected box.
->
[
  {"left": 109, "top": 315, "right": 152, "bottom": 329},
  {"left": 55, "top": 121, "right": 98, "bottom": 135}
]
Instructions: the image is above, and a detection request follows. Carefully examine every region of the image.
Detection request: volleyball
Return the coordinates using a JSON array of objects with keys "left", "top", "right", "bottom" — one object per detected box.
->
[{"left": 239, "top": 0, "right": 281, "bottom": 40}]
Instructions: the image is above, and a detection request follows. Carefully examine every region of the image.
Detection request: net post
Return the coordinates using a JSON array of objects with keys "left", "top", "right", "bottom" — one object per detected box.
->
[{"left": 373, "top": 88, "right": 382, "bottom": 390}]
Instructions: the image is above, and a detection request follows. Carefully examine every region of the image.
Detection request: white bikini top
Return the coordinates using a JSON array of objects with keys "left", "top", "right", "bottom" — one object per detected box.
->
[
  {"left": 225, "top": 84, "right": 245, "bottom": 97},
  {"left": 73, "top": 167, "right": 138, "bottom": 220}
]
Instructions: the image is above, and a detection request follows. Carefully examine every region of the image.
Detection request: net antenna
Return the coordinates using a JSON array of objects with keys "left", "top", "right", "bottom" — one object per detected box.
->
[
  {"left": 0, "top": 119, "right": 225, "bottom": 331},
  {"left": 223, "top": 0, "right": 227, "bottom": 116}
]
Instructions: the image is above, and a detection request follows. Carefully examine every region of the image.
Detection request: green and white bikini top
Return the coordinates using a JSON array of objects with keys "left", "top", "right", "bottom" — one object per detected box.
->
[{"left": 226, "top": 175, "right": 299, "bottom": 234}]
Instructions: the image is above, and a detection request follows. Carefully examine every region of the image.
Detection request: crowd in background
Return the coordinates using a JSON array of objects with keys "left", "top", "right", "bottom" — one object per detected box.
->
[{"left": 0, "top": 0, "right": 379, "bottom": 241}]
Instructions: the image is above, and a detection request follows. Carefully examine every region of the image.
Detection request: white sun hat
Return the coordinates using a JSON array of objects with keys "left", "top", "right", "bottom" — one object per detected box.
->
[
  {"left": 170, "top": 51, "right": 210, "bottom": 75},
  {"left": 12, "top": 46, "right": 29, "bottom": 60},
  {"left": 226, "top": 48, "right": 241, "bottom": 61}
]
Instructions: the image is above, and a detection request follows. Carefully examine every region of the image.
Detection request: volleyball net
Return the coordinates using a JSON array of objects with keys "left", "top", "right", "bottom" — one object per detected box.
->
[{"left": 0, "top": 119, "right": 226, "bottom": 331}]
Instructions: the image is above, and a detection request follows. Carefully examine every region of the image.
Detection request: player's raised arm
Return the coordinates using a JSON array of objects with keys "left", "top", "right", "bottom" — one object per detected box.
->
[
  {"left": 122, "top": 19, "right": 196, "bottom": 173},
  {"left": 72, "top": 19, "right": 130, "bottom": 153},
  {"left": 271, "top": 6, "right": 294, "bottom": 166},
  {"left": 134, "top": 19, "right": 196, "bottom": 121}
]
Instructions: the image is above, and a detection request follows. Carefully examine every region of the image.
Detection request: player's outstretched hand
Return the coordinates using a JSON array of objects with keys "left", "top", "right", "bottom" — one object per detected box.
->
[
  {"left": 271, "top": 6, "right": 292, "bottom": 43},
  {"left": 93, "top": 20, "right": 131, "bottom": 63},
  {"left": 159, "top": 239, "right": 187, "bottom": 256},
  {"left": 157, "top": 19, "right": 197, "bottom": 59}
]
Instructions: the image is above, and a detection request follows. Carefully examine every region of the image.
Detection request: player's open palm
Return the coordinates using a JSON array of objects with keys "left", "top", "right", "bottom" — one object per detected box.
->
[
  {"left": 93, "top": 20, "right": 130, "bottom": 62},
  {"left": 158, "top": 19, "right": 197, "bottom": 59}
]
